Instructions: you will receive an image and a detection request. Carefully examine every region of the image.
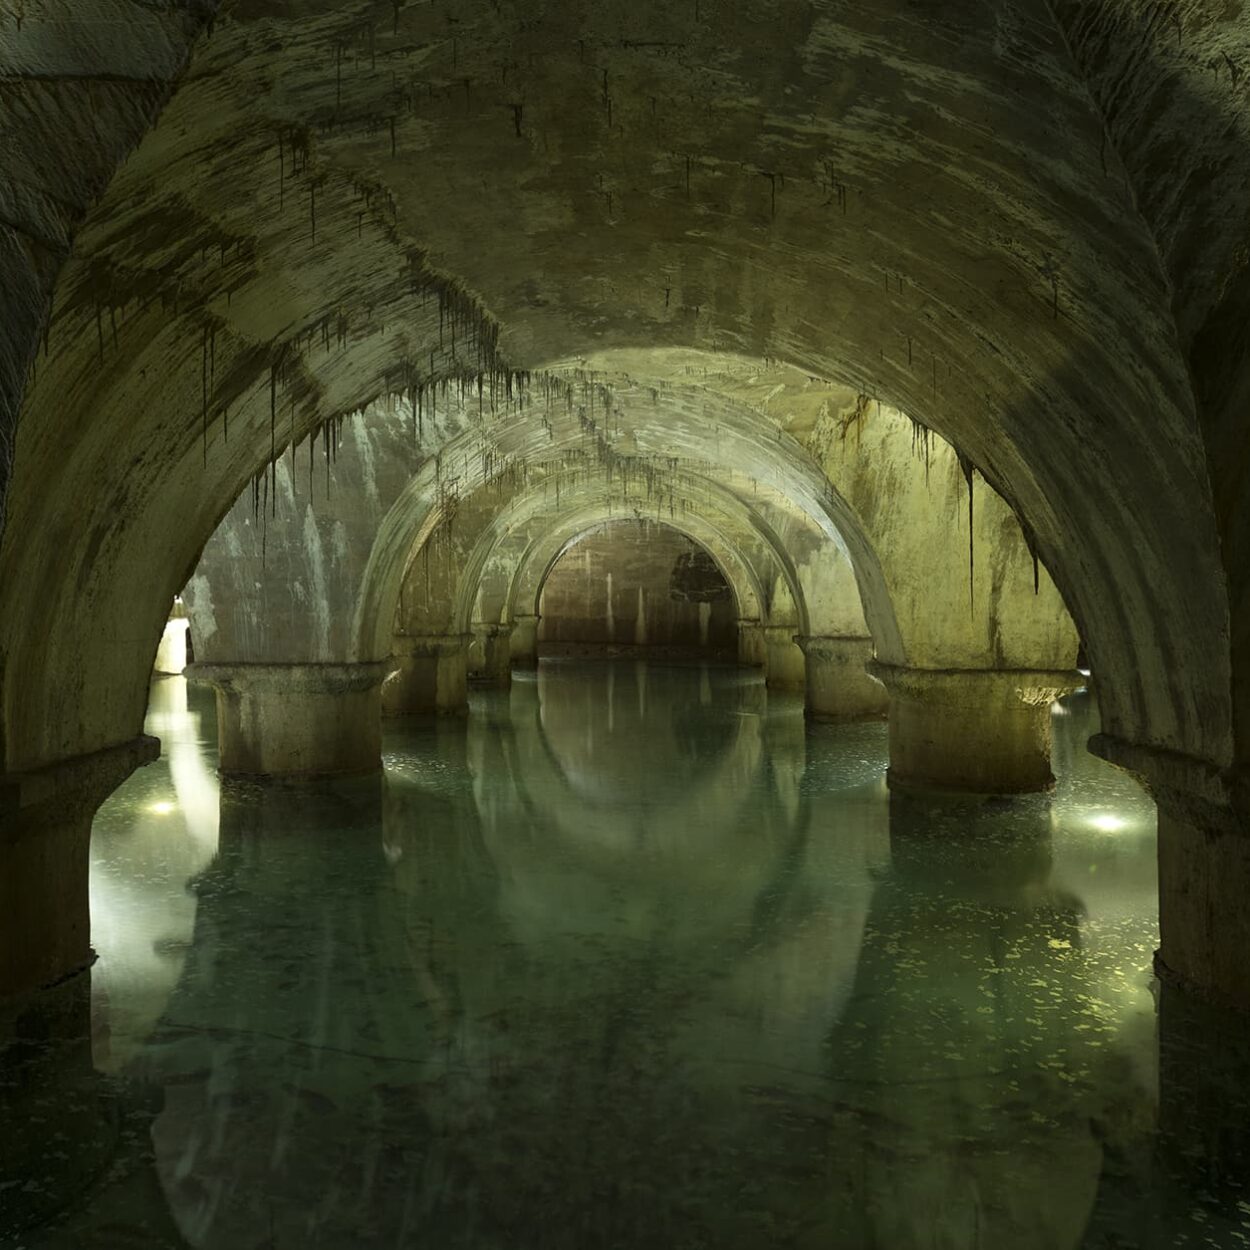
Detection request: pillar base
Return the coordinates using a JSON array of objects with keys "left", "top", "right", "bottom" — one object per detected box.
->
[
  {"left": 383, "top": 635, "right": 470, "bottom": 716},
  {"left": 0, "top": 736, "right": 158, "bottom": 1000},
  {"left": 510, "top": 614, "right": 541, "bottom": 671},
  {"left": 763, "top": 625, "right": 805, "bottom": 690},
  {"left": 187, "top": 661, "right": 390, "bottom": 777},
  {"left": 796, "top": 635, "right": 887, "bottom": 720},
  {"left": 868, "top": 663, "right": 1083, "bottom": 795},
  {"left": 470, "top": 623, "right": 514, "bottom": 688}
]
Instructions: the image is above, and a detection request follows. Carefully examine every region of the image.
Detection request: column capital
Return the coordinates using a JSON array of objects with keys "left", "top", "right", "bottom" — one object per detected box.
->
[
  {"left": 0, "top": 735, "right": 159, "bottom": 836},
  {"left": 391, "top": 634, "right": 473, "bottom": 660},
  {"left": 866, "top": 662, "right": 1084, "bottom": 709},
  {"left": 471, "top": 622, "right": 514, "bottom": 639},
  {"left": 795, "top": 633, "right": 873, "bottom": 658},
  {"left": 187, "top": 659, "right": 393, "bottom": 696},
  {"left": 762, "top": 623, "right": 799, "bottom": 641},
  {"left": 1089, "top": 732, "right": 1240, "bottom": 836}
]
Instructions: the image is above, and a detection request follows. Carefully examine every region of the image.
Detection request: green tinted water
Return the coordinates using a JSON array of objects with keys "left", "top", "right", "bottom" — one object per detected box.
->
[{"left": 5, "top": 661, "right": 1250, "bottom": 1248}]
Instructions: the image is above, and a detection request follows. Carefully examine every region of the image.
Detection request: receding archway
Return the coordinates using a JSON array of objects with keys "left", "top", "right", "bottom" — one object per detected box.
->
[{"left": 534, "top": 519, "right": 740, "bottom": 662}]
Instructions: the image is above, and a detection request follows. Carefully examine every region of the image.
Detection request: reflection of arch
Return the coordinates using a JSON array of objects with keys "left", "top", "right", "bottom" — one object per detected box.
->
[{"left": 471, "top": 666, "right": 774, "bottom": 872}]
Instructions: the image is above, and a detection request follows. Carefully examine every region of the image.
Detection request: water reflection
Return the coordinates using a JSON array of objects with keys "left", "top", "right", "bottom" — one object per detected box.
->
[{"left": 5, "top": 665, "right": 1250, "bottom": 1247}]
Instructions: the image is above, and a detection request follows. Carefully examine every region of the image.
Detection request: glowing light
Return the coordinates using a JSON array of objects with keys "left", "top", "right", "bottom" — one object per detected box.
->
[
  {"left": 148, "top": 801, "right": 176, "bottom": 816},
  {"left": 1089, "top": 813, "right": 1126, "bottom": 833}
]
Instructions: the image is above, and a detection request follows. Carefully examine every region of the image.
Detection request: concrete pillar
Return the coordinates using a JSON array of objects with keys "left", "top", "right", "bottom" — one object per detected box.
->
[
  {"left": 511, "top": 614, "right": 541, "bottom": 670},
  {"left": 471, "top": 623, "right": 514, "bottom": 688},
  {"left": 0, "top": 736, "right": 157, "bottom": 999},
  {"left": 763, "top": 624, "right": 805, "bottom": 690},
  {"left": 796, "top": 635, "right": 887, "bottom": 720},
  {"left": 867, "top": 662, "right": 1083, "bottom": 794},
  {"left": 737, "top": 618, "right": 766, "bottom": 668},
  {"left": 383, "top": 634, "right": 470, "bottom": 716},
  {"left": 1091, "top": 732, "right": 1250, "bottom": 1010},
  {"left": 187, "top": 661, "right": 390, "bottom": 777}
]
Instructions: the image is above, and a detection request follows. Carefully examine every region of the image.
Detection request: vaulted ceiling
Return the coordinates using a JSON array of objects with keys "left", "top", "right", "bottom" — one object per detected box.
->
[{"left": 2, "top": 0, "right": 1247, "bottom": 773}]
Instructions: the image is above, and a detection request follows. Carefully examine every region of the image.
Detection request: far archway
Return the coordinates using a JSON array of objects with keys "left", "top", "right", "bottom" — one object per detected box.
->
[{"left": 535, "top": 520, "right": 739, "bottom": 663}]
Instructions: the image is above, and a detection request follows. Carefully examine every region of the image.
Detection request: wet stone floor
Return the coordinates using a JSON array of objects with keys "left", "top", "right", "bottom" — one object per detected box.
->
[{"left": 5, "top": 661, "right": 1250, "bottom": 1249}]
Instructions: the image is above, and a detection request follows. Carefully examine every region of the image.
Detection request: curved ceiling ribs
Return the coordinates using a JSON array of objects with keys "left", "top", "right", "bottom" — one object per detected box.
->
[{"left": 1, "top": 0, "right": 1243, "bottom": 776}]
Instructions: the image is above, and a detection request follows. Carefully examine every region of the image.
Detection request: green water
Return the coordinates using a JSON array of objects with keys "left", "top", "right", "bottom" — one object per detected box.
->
[{"left": 5, "top": 661, "right": 1250, "bottom": 1248}]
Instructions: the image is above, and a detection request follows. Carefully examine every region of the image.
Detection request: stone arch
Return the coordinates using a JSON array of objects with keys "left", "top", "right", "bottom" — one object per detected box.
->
[
  {"left": 504, "top": 513, "right": 766, "bottom": 637},
  {"left": 354, "top": 396, "right": 906, "bottom": 672}
]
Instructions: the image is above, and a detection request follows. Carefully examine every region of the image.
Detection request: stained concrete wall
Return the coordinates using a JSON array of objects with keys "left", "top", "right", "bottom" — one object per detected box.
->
[
  {"left": 537, "top": 523, "right": 738, "bottom": 656},
  {"left": 0, "top": 0, "right": 1238, "bottom": 782}
]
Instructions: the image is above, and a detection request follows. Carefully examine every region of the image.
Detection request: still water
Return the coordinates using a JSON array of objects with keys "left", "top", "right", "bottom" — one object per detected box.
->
[{"left": 5, "top": 661, "right": 1250, "bottom": 1248}]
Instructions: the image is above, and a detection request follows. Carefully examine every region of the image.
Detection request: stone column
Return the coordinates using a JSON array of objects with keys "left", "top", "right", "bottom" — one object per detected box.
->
[
  {"left": 471, "top": 623, "right": 514, "bottom": 688},
  {"left": 737, "top": 618, "right": 766, "bottom": 668},
  {"left": 867, "top": 663, "right": 1083, "bottom": 794},
  {"left": 763, "top": 625, "right": 805, "bottom": 690},
  {"left": 187, "top": 661, "right": 391, "bottom": 777},
  {"left": 1091, "top": 733, "right": 1250, "bottom": 1010},
  {"left": 0, "top": 736, "right": 158, "bottom": 999},
  {"left": 382, "top": 634, "right": 470, "bottom": 716},
  {"left": 796, "top": 635, "right": 887, "bottom": 720},
  {"left": 511, "top": 614, "right": 541, "bottom": 670}
]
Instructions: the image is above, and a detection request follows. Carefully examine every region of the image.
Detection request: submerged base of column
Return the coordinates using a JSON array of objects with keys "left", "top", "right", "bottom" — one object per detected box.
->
[
  {"left": 383, "top": 635, "right": 470, "bottom": 716},
  {"left": 470, "top": 624, "right": 513, "bottom": 688},
  {"left": 797, "top": 636, "right": 887, "bottom": 720},
  {"left": 188, "top": 661, "right": 390, "bottom": 777},
  {"left": 764, "top": 625, "right": 805, "bottom": 690},
  {"left": 868, "top": 663, "right": 1083, "bottom": 795},
  {"left": 0, "top": 736, "right": 158, "bottom": 999},
  {"left": 510, "top": 615, "right": 541, "bottom": 672}
]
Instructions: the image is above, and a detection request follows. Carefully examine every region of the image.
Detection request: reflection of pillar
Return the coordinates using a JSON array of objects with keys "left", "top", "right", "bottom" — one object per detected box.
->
[
  {"left": 511, "top": 614, "right": 541, "bottom": 670},
  {"left": 0, "top": 974, "right": 122, "bottom": 1238},
  {"left": 471, "top": 623, "right": 513, "bottom": 688},
  {"left": 737, "top": 618, "right": 766, "bottom": 668},
  {"left": 1154, "top": 980, "right": 1250, "bottom": 1216},
  {"left": 383, "top": 634, "right": 469, "bottom": 716},
  {"left": 141, "top": 778, "right": 455, "bottom": 1247},
  {"left": 814, "top": 791, "right": 1115, "bottom": 1248},
  {"left": 0, "top": 735, "right": 157, "bottom": 998},
  {"left": 187, "top": 660, "right": 390, "bottom": 776},
  {"left": 796, "top": 635, "right": 887, "bottom": 720},
  {"left": 868, "top": 663, "right": 1082, "bottom": 794},
  {"left": 1091, "top": 732, "right": 1250, "bottom": 1009},
  {"left": 763, "top": 625, "right": 805, "bottom": 690}
]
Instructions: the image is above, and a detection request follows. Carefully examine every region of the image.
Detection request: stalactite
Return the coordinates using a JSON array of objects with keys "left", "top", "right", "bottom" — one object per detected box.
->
[
  {"left": 269, "top": 363, "right": 277, "bottom": 499},
  {"left": 957, "top": 452, "right": 975, "bottom": 612},
  {"left": 201, "top": 327, "right": 209, "bottom": 466}
]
